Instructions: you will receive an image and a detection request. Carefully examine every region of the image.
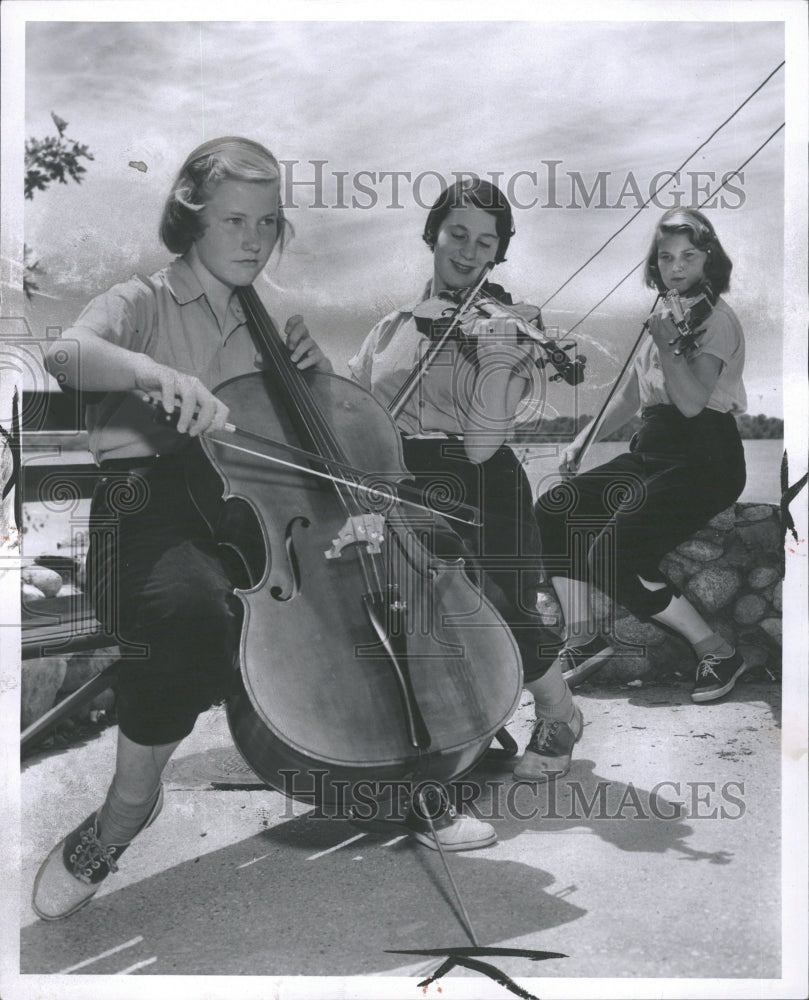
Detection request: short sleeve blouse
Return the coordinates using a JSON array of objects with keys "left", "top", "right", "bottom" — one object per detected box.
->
[
  {"left": 348, "top": 282, "right": 542, "bottom": 437},
  {"left": 66, "top": 258, "right": 263, "bottom": 462},
  {"left": 635, "top": 296, "right": 747, "bottom": 414}
]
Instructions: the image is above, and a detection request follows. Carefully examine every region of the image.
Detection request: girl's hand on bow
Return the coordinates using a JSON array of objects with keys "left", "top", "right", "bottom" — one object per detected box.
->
[
  {"left": 559, "top": 439, "right": 584, "bottom": 476},
  {"left": 285, "top": 315, "right": 332, "bottom": 371},
  {"left": 133, "top": 356, "right": 229, "bottom": 436}
]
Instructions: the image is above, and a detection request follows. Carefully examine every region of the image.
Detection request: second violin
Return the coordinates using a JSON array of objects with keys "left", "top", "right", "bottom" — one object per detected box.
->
[{"left": 662, "top": 280, "right": 717, "bottom": 356}]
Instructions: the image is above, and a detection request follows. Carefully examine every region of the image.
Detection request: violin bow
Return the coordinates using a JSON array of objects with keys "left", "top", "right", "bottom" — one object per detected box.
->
[
  {"left": 568, "top": 294, "right": 660, "bottom": 476},
  {"left": 388, "top": 262, "right": 495, "bottom": 420}
]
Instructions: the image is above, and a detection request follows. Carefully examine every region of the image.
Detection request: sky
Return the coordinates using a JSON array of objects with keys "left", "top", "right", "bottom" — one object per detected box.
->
[
  {"left": 14, "top": 12, "right": 792, "bottom": 422},
  {"left": 2, "top": 6, "right": 808, "bottom": 999}
]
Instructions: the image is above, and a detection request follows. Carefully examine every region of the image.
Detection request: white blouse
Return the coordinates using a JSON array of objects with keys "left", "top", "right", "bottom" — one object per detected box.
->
[
  {"left": 635, "top": 296, "right": 747, "bottom": 414},
  {"left": 348, "top": 282, "right": 541, "bottom": 437}
]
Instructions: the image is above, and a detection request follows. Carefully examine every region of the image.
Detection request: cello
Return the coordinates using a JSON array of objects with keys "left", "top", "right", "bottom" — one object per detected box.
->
[{"left": 180, "top": 283, "right": 523, "bottom": 813}]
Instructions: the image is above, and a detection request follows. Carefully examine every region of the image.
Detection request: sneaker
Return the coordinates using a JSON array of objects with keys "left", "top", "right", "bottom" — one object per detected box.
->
[
  {"left": 405, "top": 804, "right": 497, "bottom": 852},
  {"left": 557, "top": 636, "right": 614, "bottom": 687},
  {"left": 513, "top": 704, "right": 584, "bottom": 782},
  {"left": 691, "top": 648, "right": 749, "bottom": 703},
  {"left": 350, "top": 784, "right": 496, "bottom": 852},
  {"left": 32, "top": 785, "right": 164, "bottom": 921}
]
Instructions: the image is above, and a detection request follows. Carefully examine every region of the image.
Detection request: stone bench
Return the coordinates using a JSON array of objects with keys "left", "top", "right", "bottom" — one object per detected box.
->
[{"left": 536, "top": 501, "right": 784, "bottom": 685}]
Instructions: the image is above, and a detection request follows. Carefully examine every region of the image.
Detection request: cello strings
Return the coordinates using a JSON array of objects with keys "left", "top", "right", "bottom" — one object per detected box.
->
[
  {"left": 211, "top": 417, "right": 480, "bottom": 526},
  {"left": 238, "top": 287, "right": 385, "bottom": 595}
]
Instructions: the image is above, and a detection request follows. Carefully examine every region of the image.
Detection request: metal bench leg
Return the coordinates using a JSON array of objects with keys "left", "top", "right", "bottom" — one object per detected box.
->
[{"left": 21, "top": 660, "right": 121, "bottom": 755}]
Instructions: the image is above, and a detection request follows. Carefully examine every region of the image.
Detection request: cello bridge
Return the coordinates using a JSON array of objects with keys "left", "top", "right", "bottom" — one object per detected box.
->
[{"left": 325, "top": 513, "right": 386, "bottom": 559}]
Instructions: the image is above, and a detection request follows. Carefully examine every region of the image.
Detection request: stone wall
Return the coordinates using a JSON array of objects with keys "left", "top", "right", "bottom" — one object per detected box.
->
[
  {"left": 536, "top": 501, "right": 783, "bottom": 683},
  {"left": 22, "top": 502, "right": 783, "bottom": 733}
]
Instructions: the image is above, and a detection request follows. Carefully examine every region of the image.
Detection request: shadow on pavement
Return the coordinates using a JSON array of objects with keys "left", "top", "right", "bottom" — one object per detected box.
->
[
  {"left": 464, "top": 756, "right": 760, "bottom": 863},
  {"left": 20, "top": 811, "right": 585, "bottom": 977},
  {"left": 573, "top": 679, "right": 782, "bottom": 723}
]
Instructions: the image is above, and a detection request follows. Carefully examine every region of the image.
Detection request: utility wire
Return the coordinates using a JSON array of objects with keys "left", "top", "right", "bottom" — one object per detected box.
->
[
  {"left": 565, "top": 121, "right": 785, "bottom": 337},
  {"left": 568, "top": 120, "right": 785, "bottom": 471},
  {"left": 540, "top": 61, "right": 785, "bottom": 311}
]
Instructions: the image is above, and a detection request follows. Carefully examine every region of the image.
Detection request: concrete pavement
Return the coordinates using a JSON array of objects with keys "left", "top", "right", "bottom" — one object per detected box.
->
[{"left": 17, "top": 678, "right": 787, "bottom": 993}]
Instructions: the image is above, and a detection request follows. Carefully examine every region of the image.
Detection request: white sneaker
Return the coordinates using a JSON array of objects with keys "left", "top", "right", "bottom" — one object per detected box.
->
[{"left": 408, "top": 807, "right": 497, "bottom": 852}]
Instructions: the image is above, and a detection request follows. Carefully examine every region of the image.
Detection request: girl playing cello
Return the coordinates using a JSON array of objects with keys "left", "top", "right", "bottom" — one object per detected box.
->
[
  {"left": 32, "top": 137, "right": 493, "bottom": 923},
  {"left": 534, "top": 208, "right": 749, "bottom": 702},
  {"left": 349, "top": 178, "right": 583, "bottom": 786}
]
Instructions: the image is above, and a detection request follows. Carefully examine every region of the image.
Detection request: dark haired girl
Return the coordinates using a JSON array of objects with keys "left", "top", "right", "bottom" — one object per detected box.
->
[
  {"left": 534, "top": 208, "right": 748, "bottom": 703},
  {"left": 350, "top": 178, "right": 583, "bottom": 798}
]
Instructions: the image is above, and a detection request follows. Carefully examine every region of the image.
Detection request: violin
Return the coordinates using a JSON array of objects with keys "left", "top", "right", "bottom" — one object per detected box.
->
[
  {"left": 172, "top": 284, "right": 523, "bottom": 812},
  {"left": 413, "top": 280, "right": 586, "bottom": 387},
  {"left": 662, "top": 281, "right": 716, "bottom": 356}
]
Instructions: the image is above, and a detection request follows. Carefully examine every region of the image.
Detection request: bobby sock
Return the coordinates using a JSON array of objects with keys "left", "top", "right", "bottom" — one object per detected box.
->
[
  {"left": 525, "top": 660, "right": 575, "bottom": 723},
  {"left": 694, "top": 633, "right": 734, "bottom": 660},
  {"left": 97, "top": 779, "right": 161, "bottom": 847},
  {"left": 97, "top": 733, "right": 180, "bottom": 846}
]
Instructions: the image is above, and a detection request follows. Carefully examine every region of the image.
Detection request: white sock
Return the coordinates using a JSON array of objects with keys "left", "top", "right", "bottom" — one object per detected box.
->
[
  {"left": 525, "top": 660, "right": 575, "bottom": 723},
  {"left": 97, "top": 732, "right": 181, "bottom": 846}
]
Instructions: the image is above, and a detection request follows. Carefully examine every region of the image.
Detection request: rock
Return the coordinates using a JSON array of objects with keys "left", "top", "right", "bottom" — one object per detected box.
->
[
  {"left": 648, "top": 636, "right": 695, "bottom": 676},
  {"left": 685, "top": 566, "right": 742, "bottom": 614},
  {"left": 21, "top": 565, "right": 64, "bottom": 598},
  {"left": 758, "top": 617, "right": 782, "bottom": 645},
  {"left": 733, "top": 593, "right": 768, "bottom": 626},
  {"left": 34, "top": 554, "right": 83, "bottom": 584},
  {"left": 21, "top": 657, "right": 68, "bottom": 728},
  {"left": 692, "top": 527, "right": 727, "bottom": 547},
  {"left": 737, "top": 641, "right": 769, "bottom": 671},
  {"left": 675, "top": 539, "right": 724, "bottom": 562},
  {"left": 747, "top": 566, "right": 781, "bottom": 590},
  {"left": 614, "top": 616, "right": 667, "bottom": 648},
  {"left": 771, "top": 580, "right": 782, "bottom": 613},
  {"left": 739, "top": 504, "right": 777, "bottom": 523},
  {"left": 60, "top": 648, "right": 119, "bottom": 695},
  {"left": 590, "top": 585, "right": 630, "bottom": 627},
  {"left": 716, "top": 541, "right": 755, "bottom": 569},
  {"left": 659, "top": 552, "right": 701, "bottom": 588},
  {"left": 707, "top": 506, "right": 736, "bottom": 531},
  {"left": 735, "top": 518, "right": 781, "bottom": 553},
  {"left": 594, "top": 650, "right": 654, "bottom": 684},
  {"left": 22, "top": 583, "right": 47, "bottom": 603},
  {"left": 764, "top": 650, "right": 781, "bottom": 679}
]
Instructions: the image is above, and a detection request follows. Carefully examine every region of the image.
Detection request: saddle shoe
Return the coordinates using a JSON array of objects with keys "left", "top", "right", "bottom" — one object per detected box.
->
[
  {"left": 32, "top": 784, "right": 164, "bottom": 921},
  {"left": 513, "top": 704, "right": 584, "bottom": 782}
]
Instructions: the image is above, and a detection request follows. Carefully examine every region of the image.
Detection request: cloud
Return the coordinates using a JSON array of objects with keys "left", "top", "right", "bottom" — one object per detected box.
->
[{"left": 21, "top": 18, "right": 787, "bottom": 414}]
